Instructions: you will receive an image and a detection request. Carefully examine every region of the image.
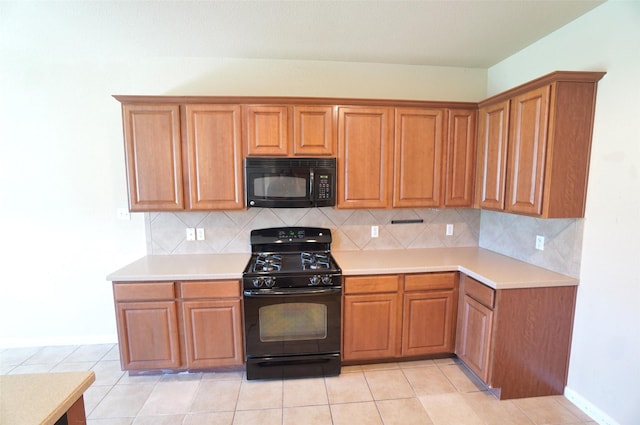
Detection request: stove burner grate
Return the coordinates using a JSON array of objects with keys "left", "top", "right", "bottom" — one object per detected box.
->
[
  {"left": 301, "top": 252, "right": 330, "bottom": 270},
  {"left": 254, "top": 254, "right": 282, "bottom": 272}
]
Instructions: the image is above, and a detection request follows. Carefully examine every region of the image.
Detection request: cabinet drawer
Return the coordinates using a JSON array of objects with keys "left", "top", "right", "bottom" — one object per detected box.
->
[
  {"left": 463, "top": 276, "right": 495, "bottom": 309},
  {"left": 113, "top": 282, "right": 175, "bottom": 302},
  {"left": 180, "top": 280, "right": 241, "bottom": 299},
  {"left": 345, "top": 275, "right": 400, "bottom": 294},
  {"left": 404, "top": 272, "right": 457, "bottom": 291}
]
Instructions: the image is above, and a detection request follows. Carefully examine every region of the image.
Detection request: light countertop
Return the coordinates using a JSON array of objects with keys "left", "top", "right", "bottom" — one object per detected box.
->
[
  {"left": 333, "top": 248, "right": 577, "bottom": 289},
  {"left": 0, "top": 371, "right": 95, "bottom": 425},
  {"left": 107, "top": 253, "right": 251, "bottom": 282},
  {"left": 106, "top": 248, "right": 577, "bottom": 290}
]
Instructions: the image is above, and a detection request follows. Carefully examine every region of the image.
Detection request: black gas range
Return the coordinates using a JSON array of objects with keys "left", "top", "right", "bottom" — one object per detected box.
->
[{"left": 242, "top": 227, "right": 342, "bottom": 380}]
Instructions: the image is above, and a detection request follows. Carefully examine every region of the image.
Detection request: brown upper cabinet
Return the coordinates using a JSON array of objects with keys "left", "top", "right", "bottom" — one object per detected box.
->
[
  {"left": 115, "top": 71, "right": 602, "bottom": 214},
  {"left": 476, "top": 71, "right": 605, "bottom": 218},
  {"left": 116, "top": 98, "right": 244, "bottom": 211},
  {"left": 337, "top": 106, "right": 394, "bottom": 208},
  {"left": 393, "top": 108, "right": 444, "bottom": 208},
  {"left": 121, "top": 103, "right": 184, "bottom": 211},
  {"left": 476, "top": 100, "right": 510, "bottom": 210},
  {"left": 184, "top": 104, "right": 244, "bottom": 210},
  {"left": 244, "top": 105, "right": 290, "bottom": 156},
  {"left": 339, "top": 106, "right": 477, "bottom": 209},
  {"left": 293, "top": 105, "right": 336, "bottom": 156},
  {"left": 244, "top": 104, "right": 336, "bottom": 156},
  {"left": 444, "top": 108, "right": 477, "bottom": 207}
]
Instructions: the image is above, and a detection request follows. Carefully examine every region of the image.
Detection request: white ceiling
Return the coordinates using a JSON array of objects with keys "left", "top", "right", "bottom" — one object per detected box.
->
[{"left": 2, "top": 0, "right": 605, "bottom": 68}]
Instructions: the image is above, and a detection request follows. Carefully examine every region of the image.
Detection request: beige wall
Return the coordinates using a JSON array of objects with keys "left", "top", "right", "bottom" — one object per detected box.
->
[
  {"left": 487, "top": 2, "right": 640, "bottom": 424},
  {"left": 2, "top": 2, "right": 634, "bottom": 423}
]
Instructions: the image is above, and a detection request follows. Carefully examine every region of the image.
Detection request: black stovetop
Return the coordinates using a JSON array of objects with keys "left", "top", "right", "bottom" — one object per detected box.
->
[{"left": 243, "top": 227, "right": 342, "bottom": 288}]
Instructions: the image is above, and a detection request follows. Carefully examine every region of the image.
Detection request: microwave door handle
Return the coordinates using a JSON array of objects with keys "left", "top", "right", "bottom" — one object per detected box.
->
[{"left": 309, "top": 170, "right": 314, "bottom": 199}]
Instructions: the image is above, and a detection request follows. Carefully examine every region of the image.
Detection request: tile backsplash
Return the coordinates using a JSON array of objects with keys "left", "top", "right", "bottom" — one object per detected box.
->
[
  {"left": 478, "top": 210, "right": 583, "bottom": 278},
  {"left": 145, "top": 207, "right": 582, "bottom": 278},
  {"left": 145, "top": 208, "right": 481, "bottom": 254}
]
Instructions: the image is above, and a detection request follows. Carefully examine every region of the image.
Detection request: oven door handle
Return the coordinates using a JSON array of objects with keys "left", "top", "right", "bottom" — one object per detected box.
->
[{"left": 243, "top": 287, "right": 342, "bottom": 297}]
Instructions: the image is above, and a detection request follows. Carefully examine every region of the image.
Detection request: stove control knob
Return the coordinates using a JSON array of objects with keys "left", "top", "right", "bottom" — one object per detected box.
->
[
  {"left": 309, "top": 275, "right": 320, "bottom": 286},
  {"left": 264, "top": 277, "right": 275, "bottom": 288},
  {"left": 252, "top": 278, "right": 262, "bottom": 288},
  {"left": 321, "top": 275, "right": 332, "bottom": 286}
]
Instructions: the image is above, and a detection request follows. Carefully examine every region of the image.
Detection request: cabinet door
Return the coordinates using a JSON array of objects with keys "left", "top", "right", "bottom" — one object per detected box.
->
[
  {"left": 505, "top": 85, "right": 550, "bottom": 215},
  {"left": 182, "top": 299, "right": 244, "bottom": 369},
  {"left": 115, "top": 301, "right": 181, "bottom": 370},
  {"left": 343, "top": 293, "right": 399, "bottom": 360},
  {"left": 184, "top": 104, "right": 244, "bottom": 210},
  {"left": 393, "top": 108, "right": 444, "bottom": 207},
  {"left": 444, "top": 109, "right": 477, "bottom": 207},
  {"left": 293, "top": 105, "right": 335, "bottom": 156},
  {"left": 245, "top": 105, "right": 290, "bottom": 156},
  {"left": 121, "top": 104, "right": 184, "bottom": 211},
  {"left": 456, "top": 294, "right": 493, "bottom": 383},
  {"left": 402, "top": 290, "right": 456, "bottom": 356},
  {"left": 476, "top": 100, "right": 509, "bottom": 210},
  {"left": 337, "top": 107, "right": 393, "bottom": 208}
]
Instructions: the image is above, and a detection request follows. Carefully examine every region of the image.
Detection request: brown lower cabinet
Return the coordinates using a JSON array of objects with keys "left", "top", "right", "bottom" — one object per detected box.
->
[
  {"left": 180, "top": 281, "right": 244, "bottom": 369},
  {"left": 342, "top": 272, "right": 458, "bottom": 362},
  {"left": 112, "top": 280, "right": 243, "bottom": 372},
  {"left": 456, "top": 276, "right": 495, "bottom": 383},
  {"left": 456, "top": 274, "right": 577, "bottom": 399},
  {"left": 112, "top": 272, "right": 576, "bottom": 400}
]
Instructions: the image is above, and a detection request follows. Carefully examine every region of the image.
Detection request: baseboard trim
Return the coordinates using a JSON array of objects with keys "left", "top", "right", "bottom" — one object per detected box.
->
[{"left": 564, "top": 387, "right": 620, "bottom": 425}]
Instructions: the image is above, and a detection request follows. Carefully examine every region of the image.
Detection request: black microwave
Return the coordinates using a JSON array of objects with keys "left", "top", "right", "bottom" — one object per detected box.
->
[{"left": 245, "top": 157, "right": 336, "bottom": 208}]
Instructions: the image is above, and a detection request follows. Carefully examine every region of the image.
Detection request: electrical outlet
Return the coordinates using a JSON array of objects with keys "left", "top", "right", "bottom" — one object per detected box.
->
[
  {"left": 116, "top": 208, "right": 130, "bottom": 221},
  {"left": 535, "top": 235, "right": 545, "bottom": 251},
  {"left": 371, "top": 225, "right": 379, "bottom": 238},
  {"left": 196, "top": 228, "right": 205, "bottom": 241},
  {"left": 446, "top": 224, "right": 454, "bottom": 236},
  {"left": 186, "top": 228, "right": 196, "bottom": 241}
]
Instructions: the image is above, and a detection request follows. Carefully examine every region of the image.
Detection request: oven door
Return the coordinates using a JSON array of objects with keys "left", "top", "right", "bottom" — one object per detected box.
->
[{"left": 243, "top": 287, "right": 341, "bottom": 358}]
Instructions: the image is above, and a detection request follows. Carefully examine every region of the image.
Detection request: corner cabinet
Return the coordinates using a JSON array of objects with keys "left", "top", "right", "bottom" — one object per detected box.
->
[
  {"left": 476, "top": 100, "right": 510, "bottom": 210},
  {"left": 112, "top": 280, "right": 244, "bottom": 373},
  {"left": 456, "top": 274, "right": 577, "bottom": 399},
  {"left": 444, "top": 108, "right": 477, "bottom": 207},
  {"left": 476, "top": 71, "right": 605, "bottom": 218},
  {"left": 455, "top": 276, "right": 494, "bottom": 382},
  {"left": 342, "top": 272, "right": 458, "bottom": 362}
]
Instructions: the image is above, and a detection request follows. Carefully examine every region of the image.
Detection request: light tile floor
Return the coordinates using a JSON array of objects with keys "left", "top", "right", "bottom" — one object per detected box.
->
[{"left": 0, "top": 344, "right": 598, "bottom": 425}]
